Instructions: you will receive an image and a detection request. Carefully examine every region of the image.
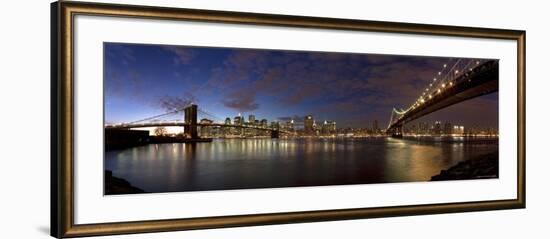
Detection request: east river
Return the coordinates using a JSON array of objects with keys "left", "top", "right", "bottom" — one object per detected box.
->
[{"left": 105, "top": 137, "right": 498, "bottom": 193}]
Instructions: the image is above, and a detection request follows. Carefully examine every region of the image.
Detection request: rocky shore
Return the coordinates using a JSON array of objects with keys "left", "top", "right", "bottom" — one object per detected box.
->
[
  {"left": 431, "top": 152, "right": 498, "bottom": 181},
  {"left": 105, "top": 170, "right": 145, "bottom": 195}
]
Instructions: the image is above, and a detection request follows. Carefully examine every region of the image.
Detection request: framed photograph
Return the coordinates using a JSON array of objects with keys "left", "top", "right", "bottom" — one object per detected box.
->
[{"left": 51, "top": 1, "right": 526, "bottom": 238}]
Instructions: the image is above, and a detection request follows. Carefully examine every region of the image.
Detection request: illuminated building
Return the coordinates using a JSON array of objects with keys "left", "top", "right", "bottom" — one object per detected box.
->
[
  {"left": 304, "top": 115, "right": 314, "bottom": 135},
  {"left": 434, "top": 121, "right": 442, "bottom": 135},
  {"left": 453, "top": 125, "right": 465, "bottom": 135},
  {"left": 444, "top": 122, "right": 452, "bottom": 135},
  {"left": 199, "top": 118, "right": 213, "bottom": 137},
  {"left": 285, "top": 119, "right": 295, "bottom": 131}
]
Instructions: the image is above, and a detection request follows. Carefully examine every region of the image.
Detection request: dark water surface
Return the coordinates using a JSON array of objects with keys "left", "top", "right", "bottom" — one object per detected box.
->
[{"left": 105, "top": 137, "right": 498, "bottom": 193}]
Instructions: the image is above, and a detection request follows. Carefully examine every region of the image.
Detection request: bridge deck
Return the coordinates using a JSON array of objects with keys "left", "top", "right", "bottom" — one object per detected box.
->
[{"left": 389, "top": 60, "right": 498, "bottom": 129}]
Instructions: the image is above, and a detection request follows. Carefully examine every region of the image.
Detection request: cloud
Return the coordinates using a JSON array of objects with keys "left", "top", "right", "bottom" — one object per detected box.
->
[
  {"left": 206, "top": 50, "right": 378, "bottom": 108},
  {"left": 221, "top": 90, "right": 259, "bottom": 112},
  {"left": 157, "top": 94, "right": 197, "bottom": 112},
  {"left": 162, "top": 46, "right": 195, "bottom": 65},
  {"left": 105, "top": 43, "right": 135, "bottom": 65},
  {"left": 201, "top": 47, "right": 494, "bottom": 127}
]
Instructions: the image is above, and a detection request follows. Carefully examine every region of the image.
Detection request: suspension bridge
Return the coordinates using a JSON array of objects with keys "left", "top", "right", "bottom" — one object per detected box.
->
[
  {"left": 105, "top": 104, "right": 287, "bottom": 139},
  {"left": 386, "top": 58, "right": 499, "bottom": 137}
]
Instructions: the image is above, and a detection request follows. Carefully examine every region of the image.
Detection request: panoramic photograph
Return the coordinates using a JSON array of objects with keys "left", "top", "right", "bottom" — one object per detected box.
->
[{"left": 103, "top": 42, "right": 499, "bottom": 195}]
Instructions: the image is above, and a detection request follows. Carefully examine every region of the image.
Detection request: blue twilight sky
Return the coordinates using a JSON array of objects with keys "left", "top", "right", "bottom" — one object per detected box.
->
[{"left": 104, "top": 42, "right": 498, "bottom": 129}]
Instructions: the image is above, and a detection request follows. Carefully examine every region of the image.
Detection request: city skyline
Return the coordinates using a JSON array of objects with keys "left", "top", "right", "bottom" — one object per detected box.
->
[{"left": 104, "top": 42, "right": 498, "bottom": 129}]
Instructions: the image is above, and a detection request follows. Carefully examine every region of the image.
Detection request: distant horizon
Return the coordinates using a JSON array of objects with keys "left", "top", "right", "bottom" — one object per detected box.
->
[{"left": 104, "top": 42, "right": 498, "bottom": 129}]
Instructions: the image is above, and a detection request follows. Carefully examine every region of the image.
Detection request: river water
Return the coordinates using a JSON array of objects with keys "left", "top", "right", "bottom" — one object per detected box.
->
[{"left": 105, "top": 137, "right": 498, "bottom": 193}]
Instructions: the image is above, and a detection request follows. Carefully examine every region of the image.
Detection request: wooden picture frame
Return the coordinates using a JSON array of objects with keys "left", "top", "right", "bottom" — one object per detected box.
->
[{"left": 51, "top": 1, "right": 525, "bottom": 238}]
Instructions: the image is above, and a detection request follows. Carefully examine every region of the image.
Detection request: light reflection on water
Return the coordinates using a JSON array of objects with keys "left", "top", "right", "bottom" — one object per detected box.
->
[{"left": 105, "top": 137, "right": 498, "bottom": 193}]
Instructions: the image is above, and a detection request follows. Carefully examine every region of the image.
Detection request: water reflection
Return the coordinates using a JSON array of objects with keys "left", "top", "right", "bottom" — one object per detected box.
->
[{"left": 105, "top": 138, "right": 498, "bottom": 193}]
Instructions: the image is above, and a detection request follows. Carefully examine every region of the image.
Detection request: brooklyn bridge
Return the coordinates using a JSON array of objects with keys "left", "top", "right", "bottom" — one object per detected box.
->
[{"left": 105, "top": 104, "right": 289, "bottom": 139}]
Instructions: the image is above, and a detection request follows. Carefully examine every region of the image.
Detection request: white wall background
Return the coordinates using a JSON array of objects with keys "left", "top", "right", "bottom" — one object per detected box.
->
[{"left": 0, "top": 0, "right": 546, "bottom": 238}]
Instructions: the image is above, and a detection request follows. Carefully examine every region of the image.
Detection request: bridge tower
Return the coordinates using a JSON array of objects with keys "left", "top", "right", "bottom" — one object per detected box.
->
[
  {"left": 184, "top": 104, "right": 198, "bottom": 139},
  {"left": 270, "top": 130, "right": 279, "bottom": 139}
]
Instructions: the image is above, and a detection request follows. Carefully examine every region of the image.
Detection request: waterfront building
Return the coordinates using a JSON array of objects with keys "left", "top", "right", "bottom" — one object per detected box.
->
[
  {"left": 434, "top": 121, "right": 442, "bottom": 135},
  {"left": 453, "top": 125, "right": 465, "bottom": 135},
  {"left": 304, "top": 115, "right": 314, "bottom": 135},
  {"left": 285, "top": 119, "right": 295, "bottom": 131},
  {"left": 444, "top": 122, "right": 453, "bottom": 135},
  {"left": 234, "top": 115, "right": 243, "bottom": 125},
  {"left": 199, "top": 118, "right": 213, "bottom": 137}
]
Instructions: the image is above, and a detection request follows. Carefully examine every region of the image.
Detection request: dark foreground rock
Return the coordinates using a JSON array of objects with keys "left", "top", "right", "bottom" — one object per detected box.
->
[
  {"left": 431, "top": 152, "right": 498, "bottom": 181},
  {"left": 105, "top": 170, "right": 145, "bottom": 195}
]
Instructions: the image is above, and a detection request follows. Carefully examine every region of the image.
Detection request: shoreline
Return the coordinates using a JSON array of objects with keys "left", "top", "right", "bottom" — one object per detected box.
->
[
  {"left": 431, "top": 151, "right": 498, "bottom": 181},
  {"left": 105, "top": 170, "right": 146, "bottom": 195}
]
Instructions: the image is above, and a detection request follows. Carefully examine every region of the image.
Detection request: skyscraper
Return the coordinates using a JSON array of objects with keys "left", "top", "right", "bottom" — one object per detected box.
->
[
  {"left": 372, "top": 120, "right": 379, "bottom": 134},
  {"left": 444, "top": 122, "right": 452, "bottom": 135},
  {"left": 234, "top": 116, "right": 242, "bottom": 125},
  {"left": 234, "top": 114, "right": 244, "bottom": 136},
  {"left": 434, "top": 121, "right": 442, "bottom": 135},
  {"left": 248, "top": 115, "right": 255, "bottom": 124},
  {"left": 286, "top": 119, "right": 295, "bottom": 131},
  {"left": 260, "top": 119, "right": 268, "bottom": 128},
  {"left": 304, "top": 115, "right": 314, "bottom": 135},
  {"left": 199, "top": 118, "right": 213, "bottom": 137},
  {"left": 223, "top": 117, "right": 231, "bottom": 136}
]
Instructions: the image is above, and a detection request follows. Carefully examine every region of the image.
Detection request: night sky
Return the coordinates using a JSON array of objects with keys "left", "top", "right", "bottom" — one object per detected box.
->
[{"left": 104, "top": 42, "right": 498, "bottom": 129}]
